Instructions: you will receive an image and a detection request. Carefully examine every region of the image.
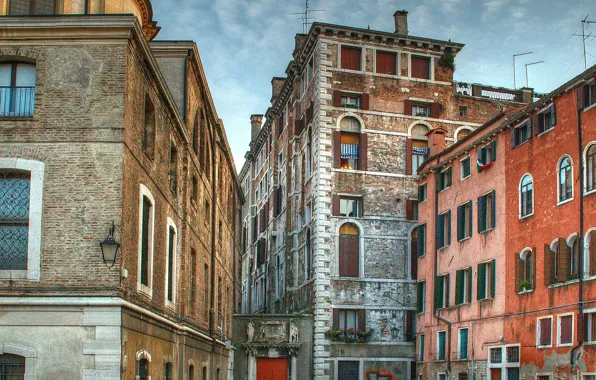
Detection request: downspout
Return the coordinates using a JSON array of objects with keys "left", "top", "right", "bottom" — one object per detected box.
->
[
  {"left": 209, "top": 123, "right": 218, "bottom": 362},
  {"left": 571, "top": 93, "right": 585, "bottom": 367},
  {"left": 432, "top": 156, "right": 452, "bottom": 374}
]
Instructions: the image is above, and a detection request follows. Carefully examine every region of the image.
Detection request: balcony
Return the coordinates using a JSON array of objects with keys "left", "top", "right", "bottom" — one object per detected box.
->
[{"left": 0, "top": 86, "right": 35, "bottom": 117}]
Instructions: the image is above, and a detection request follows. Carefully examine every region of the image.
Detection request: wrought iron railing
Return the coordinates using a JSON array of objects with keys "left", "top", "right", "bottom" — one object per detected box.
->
[{"left": 0, "top": 86, "right": 35, "bottom": 117}]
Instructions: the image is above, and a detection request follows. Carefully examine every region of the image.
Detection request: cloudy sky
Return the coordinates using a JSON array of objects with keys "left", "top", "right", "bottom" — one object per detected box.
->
[{"left": 151, "top": 0, "right": 596, "bottom": 170}]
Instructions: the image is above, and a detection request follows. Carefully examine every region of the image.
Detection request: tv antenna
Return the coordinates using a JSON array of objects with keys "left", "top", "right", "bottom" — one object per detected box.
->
[
  {"left": 572, "top": 15, "right": 596, "bottom": 70},
  {"left": 289, "top": 0, "right": 325, "bottom": 34}
]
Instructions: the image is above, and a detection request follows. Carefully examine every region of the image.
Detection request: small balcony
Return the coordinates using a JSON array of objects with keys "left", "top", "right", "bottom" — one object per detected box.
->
[{"left": 0, "top": 86, "right": 35, "bottom": 117}]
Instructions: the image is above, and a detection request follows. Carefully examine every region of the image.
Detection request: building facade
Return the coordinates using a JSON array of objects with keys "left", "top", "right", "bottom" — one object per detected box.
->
[
  {"left": 234, "top": 11, "right": 532, "bottom": 380},
  {"left": 0, "top": 1, "right": 241, "bottom": 379}
]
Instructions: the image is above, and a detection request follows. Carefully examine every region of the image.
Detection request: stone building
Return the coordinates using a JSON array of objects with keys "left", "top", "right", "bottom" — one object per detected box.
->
[
  {"left": 234, "top": 11, "right": 532, "bottom": 380},
  {"left": 0, "top": 1, "right": 241, "bottom": 379}
]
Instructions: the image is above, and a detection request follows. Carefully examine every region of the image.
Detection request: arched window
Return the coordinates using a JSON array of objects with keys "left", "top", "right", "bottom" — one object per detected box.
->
[
  {"left": 558, "top": 156, "right": 573, "bottom": 203},
  {"left": 137, "top": 359, "right": 149, "bottom": 380},
  {"left": 339, "top": 116, "right": 361, "bottom": 170},
  {"left": 8, "top": 0, "right": 56, "bottom": 15},
  {"left": 0, "top": 62, "right": 36, "bottom": 117},
  {"left": 518, "top": 249, "right": 533, "bottom": 290},
  {"left": 586, "top": 144, "right": 596, "bottom": 193},
  {"left": 338, "top": 223, "right": 359, "bottom": 278},
  {"left": 189, "top": 364, "right": 195, "bottom": 380},
  {"left": 216, "top": 368, "right": 220, "bottom": 380},
  {"left": 203, "top": 366, "right": 207, "bottom": 380},
  {"left": 570, "top": 236, "right": 579, "bottom": 278},
  {"left": 142, "top": 95, "right": 156, "bottom": 158},
  {"left": 305, "top": 228, "right": 313, "bottom": 280},
  {"left": 411, "top": 124, "right": 430, "bottom": 175},
  {"left": 164, "top": 362, "right": 173, "bottom": 380},
  {"left": 0, "top": 354, "right": 25, "bottom": 378},
  {"left": 520, "top": 175, "right": 533, "bottom": 217},
  {"left": 455, "top": 128, "right": 472, "bottom": 142},
  {"left": 306, "top": 127, "right": 313, "bottom": 177}
]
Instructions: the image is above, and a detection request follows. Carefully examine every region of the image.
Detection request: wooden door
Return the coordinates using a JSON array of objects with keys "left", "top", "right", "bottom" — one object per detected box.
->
[{"left": 256, "top": 358, "right": 288, "bottom": 380}]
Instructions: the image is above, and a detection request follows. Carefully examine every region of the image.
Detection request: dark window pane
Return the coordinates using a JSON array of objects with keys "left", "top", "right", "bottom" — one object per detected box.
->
[
  {"left": 337, "top": 361, "right": 359, "bottom": 380},
  {"left": 0, "top": 171, "right": 31, "bottom": 270}
]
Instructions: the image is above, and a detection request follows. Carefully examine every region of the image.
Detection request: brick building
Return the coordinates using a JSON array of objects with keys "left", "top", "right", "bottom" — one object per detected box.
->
[
  {"left": 233, "top": 11, "right": 532, "bottom": 380},
  {"left": 0, "top": 1, "right": 241, "bottom": 379},
  {"left": 416, "top": 65, "right": 596, "bottom": 380}
]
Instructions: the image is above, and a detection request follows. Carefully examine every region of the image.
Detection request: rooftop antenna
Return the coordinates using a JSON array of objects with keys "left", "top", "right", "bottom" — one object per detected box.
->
[
  {"left": 525, "top": 61, "right": 544, "bottom": 87},
  {"left": 512, "top": 52, "right": 532, "bottom": 89},
  {"left": 289, "top": 0, "right": 326, "bottom": 34},
  {"left": 572, "top": 15, "right": 596, "bottom": 70}
]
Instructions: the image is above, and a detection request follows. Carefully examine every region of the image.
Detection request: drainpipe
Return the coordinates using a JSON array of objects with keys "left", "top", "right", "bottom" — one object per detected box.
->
[
  {"left": 209, "top": 123, "right": 218, "bottom": 371},
  {"left": 432, "top": 157, "right": 452, "bottom": 373},
  {"left": 571, "top": 93, "right": 586, "bottom": 367}
]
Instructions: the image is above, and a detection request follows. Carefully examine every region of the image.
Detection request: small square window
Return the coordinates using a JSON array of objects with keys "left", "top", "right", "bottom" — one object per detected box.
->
[
  {"left": 340, "top": 197, "right": 361, "bottom": 217},
  {"left": 460, "top": 157, "right": 471, "bottom": 179},
  {"left": 412, "top": 104, "right": 430, "bottom": 117},
  {"left": 340, "top": 95, "right": 360, "bottom": 108},
  {"left": 459, "top": 106, "right": 468, "bottom": 117},
  {"left": 418, "top": 183, "right": 427, "bottom": 202}
]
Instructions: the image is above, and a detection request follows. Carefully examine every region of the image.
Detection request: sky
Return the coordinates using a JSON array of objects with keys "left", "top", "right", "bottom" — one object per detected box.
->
[{"left": 151, "top": 0, "right": 596, "bottom": 171}]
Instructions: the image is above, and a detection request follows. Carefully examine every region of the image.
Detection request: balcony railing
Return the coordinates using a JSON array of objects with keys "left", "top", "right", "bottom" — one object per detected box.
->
[{"left": 0, "top": 86, "right": 35, "bottom": 117}]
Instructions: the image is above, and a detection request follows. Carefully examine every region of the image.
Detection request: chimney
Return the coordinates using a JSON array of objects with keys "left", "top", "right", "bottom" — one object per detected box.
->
[
  {"left": 293, "top": 34, "right": 307, "bottom": 59},
  {"left": 520, "top": 87, "right": 534, "bottom": 104},
  {"left": 271, "top": 77, "right": 286, "bottom": 105},
  {"left": 426, "top": 127, "right": 447, "bottom": 157},
  {"left": 250, "top": 114, "right": 263, "bottom": 144},
  {"left": 393, "top": 10, "right": 408, "bottom": 35}
]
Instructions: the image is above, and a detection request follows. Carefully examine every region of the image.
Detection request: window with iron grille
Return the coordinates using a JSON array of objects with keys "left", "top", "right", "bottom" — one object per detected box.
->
[
  {"left": 337, "top": 361, "right": 359, "bottom": 380},
  {"left": 506, "top": 346, "right": 519, "bottom": 363},
  {"left": 489, "top": 347, "right": 502, "bottom": 364},
  {"left": 0, "top": 354, "right": 25, "bottom": 379},
  {"left": 8, "top": 0, "right": 55, "bottom": 14},
  {"left": 0, "top": 171, "right": 30, "bottom": 271},
  {"left": 137, "top": 359, "right": 149, "bottom": 380}
]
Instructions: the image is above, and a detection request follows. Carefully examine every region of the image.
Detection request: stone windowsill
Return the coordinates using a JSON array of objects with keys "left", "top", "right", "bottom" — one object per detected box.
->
[
  {"left": 548, "top": 278, "right": 579, "bottom": 289},
  {"left": 517, "top": 288, "right": 534, "bottom": 295}
]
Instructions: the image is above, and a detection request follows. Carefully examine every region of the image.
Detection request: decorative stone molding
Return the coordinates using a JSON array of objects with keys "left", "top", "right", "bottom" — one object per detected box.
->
[{"left": 0, "top": 343, "right": 37, "bottom": 379}]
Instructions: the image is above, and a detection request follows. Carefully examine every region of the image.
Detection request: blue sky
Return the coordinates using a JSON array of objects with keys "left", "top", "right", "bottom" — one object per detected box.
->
[{"left": 151, "top": 0, "right": 596, "bottom": 170}]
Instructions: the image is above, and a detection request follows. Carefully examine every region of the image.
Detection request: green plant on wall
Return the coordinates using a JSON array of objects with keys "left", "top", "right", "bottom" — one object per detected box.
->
[{"left": 439, "top": 52, "right": 456, "bottom": 71}]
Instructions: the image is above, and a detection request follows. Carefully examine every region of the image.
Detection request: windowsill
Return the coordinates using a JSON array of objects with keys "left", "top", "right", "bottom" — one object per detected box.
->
[
  {"left": 480, "top": 227, "right": 494, "bottom": 234},
  {"left": 438, "top": 244, "right": 450, "bottom": 251},
  {"left": 557, "top": 197, "right": 574, "bottom": 206},
  {"left": 479, "top": 297, "right": 494, "bottom": 302},
  {"left": 513, "top": 140, "right": 530, "bottom": 149},
  {"left": 0, "top": 269, "right": 31, "bottom": 280},
  {"left": 536, "top": 127, "right": 554, "bottom": 137},
  {"left": 137, "top": 283, "right": 153, "bottom": 298},
  {"left": 461, "top": 175, "right": 470, "bottom": 181},
  {"left": 455, "top": 302, "right": 471, "bottom": 307},
  {"left": 519, "top": 212, "right": 534, "bottom": 220},
  {"left": 517, "top": 288, "right": 534, "bottom": 295},
  {"left": 584, "top": 102, "right": 596, "bottom": 113},
  {"left": 557, "top": 343, "right": 573, "bottom": 348},
  {"left": 548, "top": 278, "right": 579, "bottom": 288},
  {"left": 165, "top": 300, "right": 175, "bottom": 311},
  {"left": 584, "top": 341, "right": 596, "bottom": 345},
  {"left": 458, "top": 236, "right": 471, "bottom": 243},
  {"left": 439, "top": 186, "right": 451, "bottom": 193},
  {"left": 585, "top": 188, "right": 596, "bottom": 197},
  {"left": 337, "top": 68, "right": 365, "bottom": 74},
  {"left": 0, "top": 116, "right": 35, "bottom": 121},
  {"left": 537, "top": 345, "right": 552, "bottom": 350}
]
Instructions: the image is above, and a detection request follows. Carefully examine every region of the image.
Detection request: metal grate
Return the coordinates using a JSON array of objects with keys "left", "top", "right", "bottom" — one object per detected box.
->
[
  {"left": 506, "top": 346, "right": 520, "bottom": 363},
  {"left": 0, "top": 87, "right": 35, "bottom": 117},
  {"left": 489, "top": 347, "right": 502, "bottom": 364},
  {"left": 0, "top": 171, "right": 31, "bottom": 270},
  {"left": 0, "top": 354, "right": 25, "bottom": 380}
]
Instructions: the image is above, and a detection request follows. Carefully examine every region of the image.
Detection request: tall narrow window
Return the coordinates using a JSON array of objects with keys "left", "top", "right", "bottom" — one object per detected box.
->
[
  {"left": 455, "top": 267, "right": 472, "bottom": 305},
  {"left": 0, "top": 62, "right": 36, "bottom": 117},
  {"left": 305, "top": 228, "right": 313, "bottom": 280},
  {"left": 137, "top": 358, "right": 150, "bottom": 380},
  {"left": 189, "top": 364, "right": 195, "bottom": 380},
  {"left": 338, "top": 223, "right": 359, "bottom": 277},
  {"left": 458, "top": 328, "right": 469, "bottom": 360},
  {"left": 0, "top": 170, "right": 31, "bottom": 271},
  {"left": 558, "top": 156, "right": 573, "bottom": 203},
  {"left": 416, "top": 281, "right": 425, "bottom": 313},
  {"left": 8, "top": 0, "right": 56, "bottom": 15},
  {"left": 520, "top": 175, "right": 533, "bottom": 217},
  {"left": 410, "top": 124, "right": 430, "bottom": 175},
  {"left": 204, "top": 264, "right": 209, "bottom": 320},
  {"left": 537, "top": 317, "right": 552, "bottom": 348},
  {"left": 306, "top": 127, "right": 313, "bottom": 177},
  {"left": 339, "top": 117, "right": 362, "bottom": 170},
  {"left": 138, "top": 187, "right": 155, "bottom": 293},
  {"left": 558, "top": 314, "right": 573, "bottom": 347},
  {"left": 190, "top": 249, "right": 196, "bottom": 313},
  {"left": 193, "top": 111, "right": 200, "bottom": 155},
  {"left": 419, "top": 335, "right": 425, "bottom": 361},
  {"left": 478, "top": 191, "right": 496, "bottom": 233},
  {"left": 142, "top": 95, "right": 156, "bottom": 158},
  {"left": 166, "top": 223, "right": 176, "bottom": 305},
  {"left": 477, "top": 260, "right": 496, "bottom": 300},
  {"left": 437, "top": 210, "right": 451, "bottom": 249},
  {"left": 517, "top": 249, "right": 534, "bottom": 290},
  {"left": 570, "top": 237, "right": 579, "bottom": 277},
  {"left": 202, "top": 366, "right": 207, "bottom": 380},
  {"left": 170, "top": 142, "right": 178, "bottom": 193},
  {"left": 164, "top": 362, "right": 173, "bottom": 380},
  {"left": 587, "top": 144, "right": 596, "bottom": 193},
  {"left": 457, "top": 201, "right": 472, "bottom": 241},
  {"left": 437, "top": 331, "right": 446, "bottom": 360}
]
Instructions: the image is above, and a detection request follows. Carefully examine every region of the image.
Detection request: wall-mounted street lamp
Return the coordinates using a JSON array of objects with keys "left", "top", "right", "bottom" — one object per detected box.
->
[{"left": 99, "top": 221, "right": 120, "bottom": 268}]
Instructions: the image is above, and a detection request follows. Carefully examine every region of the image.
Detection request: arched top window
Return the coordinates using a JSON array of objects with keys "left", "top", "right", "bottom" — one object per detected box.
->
[
  {"left": 340, "top": 116, "right": 361, "bottom": 132},
  {"left": 142, "top": 94, "right": 156, "bottom": 158},
  {"left": 0, "top": 354, "right": 25, "bottom": 378},
  {"left": 203, "top": 366, "right": 207, "bottom": 380},
  {"left": 339, "top": 223, "right": 359, "bottom": 235},
  {"left": 137, "top": 358, "right": 150, "bottom": 380},
  {"left": 558, "top": 156, "right": 573, "bottom": 203},
  {"left": 410, "top": 124, "right": 430, "bottom": 175},
  {"left": 586, "top": 143, "right": 596, "bottom": 193},
  {"left": 520, "top": 174, "right": 533, "bottom": 218},
  {"left": 189, "top": 364, "right": 195, "bottom": 380},
  {"left": 338, "top": 117, "right": 363, "bottom": 170},
  {"left": 8, "top": 0, "right": 56, "bottom": 15},
  {"left": 164, "top": 362, "right": 173, "bottom": 380},
  {"left": 455, "top": 128, "right": 472, "bottom": 142},
  {"left": 338, "top": 223, "right": 359, "bottom": 278},
  {"left": 0, "top": 62, "right": 36, "bottom": 117}
]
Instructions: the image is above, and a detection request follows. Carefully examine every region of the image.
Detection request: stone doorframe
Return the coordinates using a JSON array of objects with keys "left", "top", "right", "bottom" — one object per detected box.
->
[
  {"left": 244, "top": 343, "right": 301, "bottom": 380},
  {"left": 0, "top": 342, "right": 38, "bottom": 379}
]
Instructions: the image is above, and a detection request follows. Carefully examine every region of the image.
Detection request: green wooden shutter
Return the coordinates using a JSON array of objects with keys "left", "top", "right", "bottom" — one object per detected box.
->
[
  {"left": 438, "top": 332, "right": 446, "bottom": 360},
  {"left": 434, "top": 276, "right": 444, "bottom": 310},
  {"left": 437, "top": 214, "right": 445, "bottom": 248},
  {"left": 447, "top": 211, "right": 452, "bottom": 246},
  {"left": 417, "top": 225, "right": 424, "bottom": 257},
  {"left": 551, "top": 104, "right": 557, "bottom": 127},
  {"left": 420, "top": 335, "right": 425, "bottom": 361},
  {"left": 455, "top": 270, "right": 464, "bottom": 305},
  {"left": 460, "top": 329, "right": 468, "bottom": 359},
  {"left": 457, "top": 204, "right": 464, "bottom": 241},
  {"left": 447, "top": 167, "right": 453, "bottom": 187},
  {"left": 467, "top": 268, "right": 472, "bottom": 303},
  {"left": 417, "top": 282, "right": 424, "bottom": 313},
  {"left": 477, "top": 263, "right": 486, "bottom": 300},
  {"left": 468, "top": 201, "right": 473, "bottom": 238},
  {"left": 445, "top": 273, "right": 450, "bottom": 307},
  {"left": 478, "top": 195, "right": 486, "bottom": 232},
  {"left": 418, "top": 185, "right": 423, "bottom": 202},
  {"left": 490, "top": 190, "right": 497, "bottom": 229},
  {"left": 490, "top": 140, "right": 497, "bottom": 162},
  {"left": 490, "top": 259, "right": 496, "bottom": 298}
]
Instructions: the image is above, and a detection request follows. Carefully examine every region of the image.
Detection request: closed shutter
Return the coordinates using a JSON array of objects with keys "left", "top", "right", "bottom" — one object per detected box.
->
[
  {"left": 437, "top": 213, "right": 445, "bottom": 248},
  {"left": 417, "top": 282, "right": 424, "bottom": 312},
  {"left": 539, "top": 318, "right": 551, "bottom": 346},
  {"left": 560, "top": 315, "right": 573, "bottom": 344},
  {"left": 460, "top": 329, "right": 468, "bottom": 359},
  {"left": 447, "top": 210, "right": 452, "bottom": 246},
  {"left": 478, "top": 195, "right": 487, "bottom": 232},
  {"left": 362, "top": 93, "right": 370, "bottom": 110},
  {"left": 405, "top": 310, "right": 415, "bottom": 341},
  {"left": 551, "top": 103, "right": 557, "bottom": 126},
  {"left": 358, "top": 309, "right": 366, "bottom": 330},
  {"left": 333, "top": 90, "right": 342, "bottom": 107},
  {"left": 467, "top": 201, "right": 473, "bottom": 238},
  {"left": 525, "top": 119, "right": 532, "bottom": 141},
  {"left": 544, "top": 244, "right": 554, "bottom": 286},
  {"left": 490, "top": 259, "right": 496, "bottom": 298},
  {"left": 411, "top": 56, "right": 430, "bottom": 79},
  {"left": 457, "top": 204, "right": 464, "bottom": 241},
  {"left": 417, "top": 225, "right": 425, "bottom": 257},
  {"left": 578, "top": 86, "right": 586, "bottom": 110},
  {"left": 490, "top": 190, "right": 497, "bottom": 229},
  {"left": 438, "top": 332, "right": 446, "bottom": 360},
  {"left": 434, "top": 276, "right": 444, "bottom": 310},
  {"left": 341, "top": 47, "right": 361, "bottom": 71},
  {"left": 532, "top": 112, "right": 541, "bottom": 136},
  {"left": 590, "top": 231, "right": 596, "bottom": 275},
  {"left": 455, "top": 270, "right": 464, "bottom": 305},
  {"left": 406, "top": 200, "right": 414, "bottom": 220},
  {"left": 515, "top": 251, "right": 524, "bottom": 291},
  {"left": 404, "top": 100, "right": 413, "bottom": 116},
  {"left": 333, "top": 131, "right": 342, "bottom": 168},
  {"left": 376, "top": 51, "right": 396, "bottom": 75},
  {"left": 339, "top": 235, "right": 359, "bottom": 277},
  {"left": 332, "top": 195, "right": 340, "bottom": 216},
  {"left": 333, "top": 309, "right": 339, "bottom": 329},
  {"left": 405, "top": 138, "right": 413, "bottom": 175},
  {"left": 360, "top": 133, "right": 368, "bottom": 171},
  {"left": 490, "top": 140, "right": 497, "bottom": 162},
  {"left": 445, "top": 273, "right": 450, "bottom": 306},
  {"left": 477, "top": 263, "right": 486, "bottom": 300},
  {"left": 447, "top": 167, "right": 453, "bottom": 187},
  {"left": 510, "top": 127, "right": 517, "bottom": 148},
  {"left": 430, "top": 103, "right": 441, "bottom": 118},
  {"left": 558, "top": 237, "right": 571, "bottom": 282},
  {"left": 467, "top": 268, "right": 472, "bottom": 303}
]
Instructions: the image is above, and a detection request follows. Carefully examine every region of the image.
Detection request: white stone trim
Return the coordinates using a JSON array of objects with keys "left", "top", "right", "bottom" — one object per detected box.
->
[
  {"left": 583, "top": 141, "right": 596, "bottom": 194},
  {"left": 137, "top": 184, "right": 155, "bottom": 298},
  {"left": 165, "top": 217, "right": 177, "bottom": 310},
  {"left": 556, "top": 312, "right": 574, "bottom": 347},
  {"left": 0, "top": 343, "right": 37, "bottom": 380},
  {"left": 536, "top": 315, "right": 553, "bottom": 349},
  {"left": 454, "top": 126, "right": 474, "bottom": 142},
  {"left": 0, "top": 158, "right": 45, "bottom": 282},
  {"left": 584, "top": 228, "right": 596, "bottom": 279},
  {"left": 518, "top": 173, "right": 534, "bottom": 219},
  {"left": 556, "top": 154, "right": 574, "bottom": 205}
]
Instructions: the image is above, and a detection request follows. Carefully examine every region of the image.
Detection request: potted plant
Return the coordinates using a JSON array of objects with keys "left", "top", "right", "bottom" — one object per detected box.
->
[
  {"left": 569, "top": 273, "right": 579, "bottom": 281},
  {"left": 519, "top": 279, "right": 532, "bottom": 292},
  {"left": 552, "top": 276, "right": 561, "bottom": 285}
]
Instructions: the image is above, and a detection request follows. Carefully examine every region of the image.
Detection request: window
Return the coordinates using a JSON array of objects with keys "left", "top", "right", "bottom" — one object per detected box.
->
[
  {"left": 203, "top": 366, "right": 207, "bottom": 380},
  {"left": 306, "top": 127, "right": 313, "bottom": 178},
  {"left": 418, "top": 183, "right": 427, "bottom": 202},
  {"left": 586, "top": 144, "right": 596, "bottom": 193},
  {"left": 581, "top": 82, "right": 596, "bottom": 108},
  {"left": 337, "top": 361, "right": 359, "bottom": 380},
  {"left": 458, "top": 373, "right": 468, "bottom": 380},
  {"left": 340, "top": 46, "right": 361, "bottom": 71},
  {"left": 192, "top": 175, "right": 198, "bottom": 204},
  {"left": 417, "top": 281, "right": 425, "bottom": 313},
  {"left": 166, "top": 221, "right": 177, "bottom": 305},
  {"left": 137, "top": 358, "right": 150, "bottom": 380},
  {"left": 164, "top": 362, "right": 173, "bottom": 380},
  {"left": 438, "top": 167, "right": 452, "bottom": 191},
  {"left": 189, "top": 364, "right": 194, "bottom": 380},
  {"left": 477, "top": 140, "right": 497, "bottom": 170},
  {"left": 416, "top": 224, "right": 426, "bottom": 257},
  {"left": 511, "top": 119, "right": 531, "bottom": 147},
  {"left": 305, "top": 228, "right": 313, "bottom": 280},
  {"left": 478, "top": 191, "right": 496, "bottom": 233},
  {"left": 537, "top": 316, "right": 553, "bottom": 348},
  {"left": 339, "top": 197, "right": 361, "bottom": 217},
  {"left": 517, "top": 249, "right": 534, "bottom": 291},
  {"left": 460, "top": 157, "right": 471, "bottom": 179},
  {"left": 0, "top": 62, "right": 36, "bottom": 117},
  {"left": 340, "top": 94, "right": 361, "bottom": 108},
  {"left": 204, "top": 264, "right": 209, "bottom": 319},
  {"left": 438, "top": 374, "right": 447, "bottom": 380},
  {"left": 339, "top": 117, "right": 362, "bottom": 170},
  {"left": 539, "top": 104, "right": 556, "bottom": 133},
  {"left": 457, "top": 201, "right": 472, "bottom": 241},
  {"left": 583, "top": 375, "right": 596, "bottom": 380},
  {"left": 190, "top": 249, "right": 196, "bottom": 313},
  {"left": 435, "top": 274, "right": 449, "bottom": 309},
  {"left": 437, "top": 331, "right": 446, "bottom": 360},
  {"left": 458, "top": 328, "right": 469, "bottom": 360},
  {"left": 418, "top": 334, "right": 425, "bottom": 361},
  {"left": 570, "top": 236, "right": 580, "bottom": 278},
  {"left": 537, "top": 376, "right": 551, "bottom": 380},
  {"left": 411, "top": 55, "right": 431, "bottom": 80},
  {"left": 587, "top": 312, "right": 596, "bottom": 343},
  {"left": 0, "top": 354, "right": 25, "bottom": 378},
  {"left": 376, "top": 51, "right": 397, "bottom": 75},
  {"left": 410, "top": 124, "right": 430, "bottom": 175},
  {"left": 459, "top": 106, "right": 468, "bottom": 118},
  {"left": 558, "top": 156, "right": 573, "bottom": 203},
  {"left": 455, "top": 267, "right": 472, "bottom": 305},
  {"left": 8, "top": 0, "right": 55, "bottom": 14},
  {"left": 337, "top": 309, "right": 359, "bottom": 330},
  {"left": 557, "top": 313, "right": 573, "bottom": 347},
  {"left": 437, "top": 210, "right": 451, "bottom": 249},
  {"left": 142, "top": 95, "right": 156, "bottom": 158},
  {"left": 193, "top": 111, "right": 200, "bottom": 154},
  {"left": 339, "top": 223, "right": 359, "bottom": 277},
  {"left": 412, "top": 103, "right": 430, "bottom": 117},
  {"left": 307, "top": 56, "right": 314, "bottom": 83},
  {"left": 517, "top": 174, "right": 533, "bottom": 218},
  {"left": 138, "top": 185, "right": 155, "bottom": 294},
  {"left": 477, "top": 260, "right": 496, "bottom": 300},
  {"left": 488, "top": 345, "right": 520, "bottom": 377}
]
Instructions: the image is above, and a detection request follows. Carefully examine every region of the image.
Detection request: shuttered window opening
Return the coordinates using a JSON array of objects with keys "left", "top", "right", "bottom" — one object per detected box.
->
[
  {"left": 376, "top": 51, "right": 397, "bottom": 75},
  {"left": 458, "top": 328, "right": 469, "bottom": 360},
  {"left": 538, "top": 104, "right": 557, "bottom": 134},
  {"left": 418, "top": 335, "right": 425, "bottom": 361},
  {"left": 418, "top": 183, "right": 427, "bottom": 202},
  {"left": 587, "top": 312, "right": 596, "bottom": 342},
  {"left": 417, "top": 281, "right": 426, "bottom": 313},
  {"left": 478, "top": 190, "right": 496, "bottom": 233},
  {"left": 478, "top": 140, "right": 497, "bottom": 167},
  {"left": 455, "top": 268, "right": 472, "bottom": 305},
  {"left": 580, "top": 82, "right": 596, "bottom": 108},
  {"left": 537, "top": 317, "right": 552, "bottom": 347},
  {"left": 340, "top": 197, "right": 361, "bottom": 217},
  {"left": 437, "top": 331, "right": 447, "bottom": 361},
  {"left": 587, "top": 144, "right": 596, "bottom": 193},
  {"left": 516, "top": 249, "right": 535, "bottom": 291},
  {"left": 438, "top": 167, "right": 452, "bottom": 191},
  {"left": 511, "top": 119, "right": 532, "bottom": 148},
  {"left": 339, "top": 223, "right": 360, "bottom": 277},
  {"left": 416, "top": 224, "right": 426, "bottom": 257},
  {"left": 412, "top": 104, "right": 430, "bottom": 117},
  {"left": 405, "top": 310, "right": 416, "bottom": 342},
  {"left": 411, "top": 55, "right": 431, "bottom": 79},
  {"left": 477, "top": 260, "right": 496, "bottom": 300},
  {"left": 437, "top": 210, "right": 451, "bottom": 249},
  {"left": 434, "top": 274, "right": 450, "bottom": 310},
  {"left": 558, "top": 156, "right": 573, "bottom": 203},
  {"left": 460, "top": 157, "right": 471, "bottom": 179},
  {"left": 341, "top": 46, "right": 362, "bottom": 71},
  {"left": 558, "top": 314, "right": 573, "bottom": 346},
  {"left": 457, "top": 201, "right": 472, "bottom": 241}
]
